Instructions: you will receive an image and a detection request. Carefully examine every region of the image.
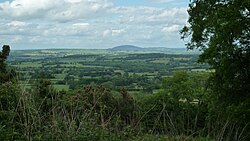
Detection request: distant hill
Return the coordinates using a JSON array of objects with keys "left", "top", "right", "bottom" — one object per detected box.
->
[
  {"left": 107, "top": 45, "right": 200, "bottom": 54},
  {"left": 109, "top": 45, "right": 187, "bottom": 51},
  {"left": 109, "top": 45, "right": 143, "bottom": 51}
]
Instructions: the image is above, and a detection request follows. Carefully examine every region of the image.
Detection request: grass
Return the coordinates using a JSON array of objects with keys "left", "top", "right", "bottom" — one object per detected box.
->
[
  {"left": 150, "top": 58, "right": 170, "bottom": 64},
  {"left": 53, "top": 84, "right": 69, "bottom": 91},
  {"left": 54, "top": 74, "right": 66, "bottom": 79},
  {"left": 132, "top": 134, "right": 213, "bottom": 141},
  {"left": 12, "top": 62, "right": 42, "bottom": 68},
  {"left": 173, "top": 57, "right": 191, "bottom": 61},
  {"left": 61, "top": 63, "right": 83, "bottom": 67},
  {"left": 1, "top": 76, "right": 248, "bottom": 141}
]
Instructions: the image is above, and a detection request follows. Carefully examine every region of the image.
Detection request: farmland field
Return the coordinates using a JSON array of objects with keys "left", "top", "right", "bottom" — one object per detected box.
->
[{"left": 8, "top": 48, "right": 209, "bottom": 92}]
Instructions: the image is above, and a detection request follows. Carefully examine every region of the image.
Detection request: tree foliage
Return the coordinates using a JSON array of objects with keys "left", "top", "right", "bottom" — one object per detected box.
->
[
  {"left": 0, "top": 45, "right": 21, "bottom": 140},
  {"left": 0, "top": 45, "right": 16, "bottom": 83},
  {"left": 181, "top": 1, "right": 250, "bottom": 139},
  {"left": 0, "top": 45, "right": 10, "bottom": 72},
  {"left": 181, "top": 0, "right": 250, "bottom": 105}
]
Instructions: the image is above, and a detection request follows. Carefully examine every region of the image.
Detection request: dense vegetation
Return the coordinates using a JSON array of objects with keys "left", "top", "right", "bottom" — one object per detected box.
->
[
  {"left": 1, "top": 0, "right": 249, "bottom": 140},
  {"left": 181, "top": 0, "right": 250, "bottom": 140},
  {"left": 1, "top": 46, "right": 248, "bottom": 140},
  {"left": 1, "top": 45, "right": 214, "bottom": 140}
]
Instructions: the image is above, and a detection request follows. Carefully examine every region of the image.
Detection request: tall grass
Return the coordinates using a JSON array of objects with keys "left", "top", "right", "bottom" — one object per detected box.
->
[{"left": 0, "top": 82, "right": 249, "bottom": 140}]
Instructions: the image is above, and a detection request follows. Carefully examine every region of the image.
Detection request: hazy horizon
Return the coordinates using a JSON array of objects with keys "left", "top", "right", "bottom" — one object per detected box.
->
[
  {"left": 0, "top": 0, "right": 189, "bottom": 50},
  {"left": 10, "top": 45, "right": 188, "bottom": 50}
]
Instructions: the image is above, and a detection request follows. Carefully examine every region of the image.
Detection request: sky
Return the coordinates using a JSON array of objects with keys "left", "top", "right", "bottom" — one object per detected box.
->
[{"left": 0, "top": 0, "right": 190, "bottom": 50}]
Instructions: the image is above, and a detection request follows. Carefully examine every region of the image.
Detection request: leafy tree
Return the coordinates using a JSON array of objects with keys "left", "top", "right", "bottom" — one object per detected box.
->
[
  {"left": 0, "top": 45, "right": 21, "bottom": 140},
  {"left": 0, "top": 45, "right": 10, "bottom": 71},
  {"left": 181, "top": 0, "right": 250, "bottom": 138},
  {"left": 181, "top": 0, "right": 250, "bottom": 107},
  {"left": 0, "top": 45, "right": 13, "bottom": 83}
]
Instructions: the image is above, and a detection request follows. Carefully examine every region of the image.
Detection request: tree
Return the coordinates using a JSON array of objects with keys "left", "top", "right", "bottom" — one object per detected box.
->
[
  {"left": 0, "top": 45, "right": 21, "bottom": 140},
  {"left": 0, "top": 45, "right": 10, "bottom": 72},
  {"left": 0, "top": 45, "right": 15, "bottom": 83},
  {"left": 181, "top": 0, "right": 250, "bottom": 106},
  {"left": 181, "top": 1, "right": 250, "bottom": 138}
]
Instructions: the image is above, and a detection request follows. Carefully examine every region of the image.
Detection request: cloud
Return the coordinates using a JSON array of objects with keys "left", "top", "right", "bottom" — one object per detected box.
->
[
  {"left": 113, "top": 6, "right": 187, "bottom": 26},
  {"left": 0, "top": 0, "right": 188, "bottom": 49},
  {"left": 7, "top": 21, "right": 27, "bottom": 27},
  {"left": 65, "top": 0, "right": 82, "bottom": 3},
  {"left": 72, "top": 22, "right": 89, "bottom": 27},
  {"left": 162, "top": 24, "right": 180, "bottom": 33},
  {"left": 0, "top": 0, "right": 61, "bottom": 20},
  {"left": 0, "top": 0, "right": 113, "bottom": 22},
  {"left": 42, "top": 23, "right": 92, "bottom": 37},
  {"left": 46, "top": 0, "right": 113, "bottom": 22},
  {"left": 146, "top": 0, "right": 175, "bottom": 3},
  {"left": 0, "top": 20, "right": 35, "bottom": 36},
  {"left": 103, "top": 29, "right": 126, "bottom": 37}
]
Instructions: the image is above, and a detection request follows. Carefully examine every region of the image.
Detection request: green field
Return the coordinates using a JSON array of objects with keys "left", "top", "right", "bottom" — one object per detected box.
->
[{"left": 9, "top": 49, "right": 208, "bottom": 93}]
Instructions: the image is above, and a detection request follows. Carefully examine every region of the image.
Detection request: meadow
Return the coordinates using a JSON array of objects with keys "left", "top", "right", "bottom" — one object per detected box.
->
[{"left": 8, "top": 48, "right": 208, "bottom": 93}]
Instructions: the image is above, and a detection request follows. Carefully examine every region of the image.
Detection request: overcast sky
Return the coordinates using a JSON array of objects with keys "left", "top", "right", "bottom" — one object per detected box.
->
[{"left": 0, "top": 0, "right": 189, "bottom": 49}]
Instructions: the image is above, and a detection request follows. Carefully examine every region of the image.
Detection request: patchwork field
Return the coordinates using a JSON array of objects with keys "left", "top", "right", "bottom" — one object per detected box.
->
[{"left": 8, "top": 48, "right": 209, "bottom": 92}]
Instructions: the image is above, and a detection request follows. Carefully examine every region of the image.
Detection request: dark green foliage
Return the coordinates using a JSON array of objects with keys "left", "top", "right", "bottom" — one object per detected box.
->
[
  {"left": 181, "top": 0, "right": 250, "bottom": 139},
  {"left": 0, "top": 45, "right": 10, "bottom": 72},
  {"left": 139, "top": 71, "right": 210, "bottom": 136},
  {"left": 0, "top": 83, "right": 21, "bottom": 141},
  {"left": 34, "top": 79, "right": 60, "bottom": 116},
  {"left": 0, "top": 45, "right": 16, "bottom": 83},
  {"left": 0, "top": 45, "right": 20, "bottom": 140},
  {"left": 0, "top": 69, "right": 235, "bottom": 140},
  {"left": 119, "top": 88, "right": 136, "bottom": 126},
  {"left": 181, "top": 0, "right": 250, "bottom": 105}
]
